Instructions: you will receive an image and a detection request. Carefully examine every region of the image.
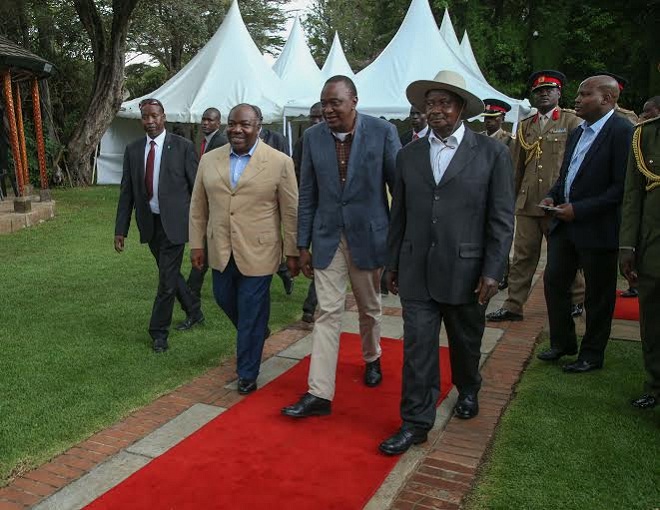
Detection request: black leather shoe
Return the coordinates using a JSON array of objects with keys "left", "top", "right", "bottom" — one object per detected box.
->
[
  {"left": 562, "top": 359, "right": 602, "bottom": 373},
  {"left": 152, "top": 340, "right": 168, "bottom": 353},
  {"left": 630, "top": 394, "right": 657, "bottom": 409},
  {"left": 537, "top": 348, "right": 577, "bottom": 361},
  {"left": 237, "top": 378, "right": 257, "bottom": 395},
  {"left": 280, "top": 273, "right": 294, "bottom": 295},
  {"left": 365, "top": 359, "right": 382, "bottom": 387},
  {"left": 571, "top": 303, "right": 584, "bottom": 317},
  {"left": 175, "top": 313, "right": 205, "bottom": 331},
  {"left": 621, "top": 287, "right": 639, "bottom": 298},
  {"left": 498, "top": 278, "right": 508, "bottom": 291},
  {"left": 302, "top": 312, "right": 314, "bottom": 324},
  {"left": 379, "top": 428, "right": 428, "bottom": 456},
  {"left": 281, "top": 393, "right": 331, "bottom": 418},
  {"left": 454, "top": 394, "right": 479, "bottom": 419},
  {"left": 486, "top": 308, "right": 523, "bottom": 322}
]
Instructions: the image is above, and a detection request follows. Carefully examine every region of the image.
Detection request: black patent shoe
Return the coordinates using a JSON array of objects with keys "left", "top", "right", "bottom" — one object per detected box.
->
[
  {"left": 379, "top": 428, "right": 428, "bottom": 456},
  {"left": 365, "top": 359, "right": 382, "bottom": 387},
  {"left": 237, "top": 378, "right": 257, "bottom": 395},
  {"left": 630, "top": 394, "right": 657, "bottom": 409},
  {"left": 454, "top": 394, "right": 479, "bottom": 419},
  {"left": 281, "top": 393, "right": 331, "bottom": 418},
  {"left": 486, "top": 308, "right": 523, "bottom": 322}
]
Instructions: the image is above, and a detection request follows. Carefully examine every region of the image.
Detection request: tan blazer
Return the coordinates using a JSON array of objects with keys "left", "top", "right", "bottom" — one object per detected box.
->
[{"left": 189, "top": 141, "right": 298, "bottom": 276}]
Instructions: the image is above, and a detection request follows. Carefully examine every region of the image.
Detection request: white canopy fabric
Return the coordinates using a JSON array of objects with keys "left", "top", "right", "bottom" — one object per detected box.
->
[
  {"left": 98, "top": 0, "right": 285, "bottom": 183},
  {"left": 321, "top": 32, "right": 355, "bottom": 79},
  {"left": 438, "top": 9, "right": 462, "bottom": 56},
  {"left": 117, "top": 0, "right": 284, "bottom": 124},
  {"left": 459, "top": 31, "right": 487, "bottom": 82},
  {"left": 272, "top": 16, "right": 324, "bottom": 101},
  {"left": 340, "top": 0, "right": 527, "bottom": 121}
]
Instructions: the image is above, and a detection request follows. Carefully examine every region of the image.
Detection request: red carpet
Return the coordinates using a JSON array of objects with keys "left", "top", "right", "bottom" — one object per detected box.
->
[
  {"left": 613, "top": 290, "right": 640, "bottom": 321},
  {"left": 86, "top": 334, "right": 452, "bottom": 510}
]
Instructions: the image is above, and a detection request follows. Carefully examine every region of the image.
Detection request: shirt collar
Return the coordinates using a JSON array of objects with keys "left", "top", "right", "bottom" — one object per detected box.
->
[
  {"left": 415, "top": 125, "right": 429, "bottom": 137},
  {"left": 230, "top": 138, "right": 259, "bottom": 158},
  {"left": 488, "top": 128, "right": 503, "bottom": 138},
  {"left": 580, "top": 108, "right": 615, "bottom": 133},
  {"left": 429, "top": 122, "right": 465, "bottom": 147},
  {"left": 147, "top": 130, "right": 166, "bottom": 146},
  {"left": 205, "top": 130, "right": 219, "bottom": 143}
]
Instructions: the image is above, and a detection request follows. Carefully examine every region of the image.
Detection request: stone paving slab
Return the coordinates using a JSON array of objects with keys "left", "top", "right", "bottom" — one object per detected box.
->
[
  {"left": 31, "top": 451, "right": 150, "bottom": 510},
  {"left": 277, "top": 333, "right": 313, "bottom": 360},
  {"left": 127, "top": 403, "right": 225, "bottom": 458},
  {"left": 341, "top": 311, "right": 405, "bottom": 339}
]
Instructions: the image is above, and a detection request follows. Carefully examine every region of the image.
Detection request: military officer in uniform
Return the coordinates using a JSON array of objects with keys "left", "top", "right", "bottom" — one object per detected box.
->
[
  {"left": 619, "top": 114, "right": 660, "bottom": 409},
  {"left": 480, "top": 99, "right": 513, "bottom": 147},
  {"left": 488, "top": 70, "right": 585, "bottom": 322}
]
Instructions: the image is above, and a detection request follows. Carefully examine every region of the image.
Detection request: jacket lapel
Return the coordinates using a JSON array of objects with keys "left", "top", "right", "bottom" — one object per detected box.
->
[
  {"left": 135, "top": 137, "right": 148, "bottom": 197},
  {"left": 437, "top": 126, "right": 477, "bottom": 189},
  {"left": 573, "top": 115, "right": 614, "bottom": 184},
  {"left": 158, "top": 133, "right": 171, "bottom": 194},
  {"left": 414, "top": 138, "right": 436, "bottom": 189},
  {"left": 213, "top": 145, "right": 232, "bottom": 189},
  {"left": 318, "top": 123, "right": 342, "bottom": 194}
]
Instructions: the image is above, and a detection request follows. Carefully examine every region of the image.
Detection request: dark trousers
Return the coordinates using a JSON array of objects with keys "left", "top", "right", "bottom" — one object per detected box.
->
[
  {"left": 544, "top": 227, "right": 617, "bottom": 364},
  {"left": 212, "top": 257, "right": 272, "bottom": 380},
  {"left": 400, "top": 298, "right": 484, "bottom": 432},
  {"left": 147, "top": 215, "right": 201, "bottom": 342},
  {"left": 302, "top": 279, "right": 317, "bottom": 315},
  {"left": 187, "top": 244, "right": 209, "bottom": 299},
  {"left": 638, "top": 271, "right": 660, "bottom": 397}
]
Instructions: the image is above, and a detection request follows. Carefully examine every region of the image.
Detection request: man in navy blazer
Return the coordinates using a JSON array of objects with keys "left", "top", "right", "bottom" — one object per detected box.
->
[
  {"left": 282, "top": 75, "right": 401, "bottom": 418},
  {"left": 539, "top": 75, "right": 633, "bottom": 372}
]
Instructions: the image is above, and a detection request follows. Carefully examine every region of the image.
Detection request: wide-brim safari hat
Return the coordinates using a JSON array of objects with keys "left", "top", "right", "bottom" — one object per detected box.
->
[{"left": 406, "top": 70, "right": 484, "bottom": 119}]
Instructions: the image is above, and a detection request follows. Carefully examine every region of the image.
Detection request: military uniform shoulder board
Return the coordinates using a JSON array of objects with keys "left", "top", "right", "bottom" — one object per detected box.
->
[
  {"left": 635, "top": 115, "right": 660, "bottom": 127},
  {"left": 561, "top": 108, "right": 577, "bottom": 115},
  {"left": 618, "top": 106, "right": 636, "bottom": 115},
  {"left": 520, "top": 112, "right": 537, "bottom": 122}
]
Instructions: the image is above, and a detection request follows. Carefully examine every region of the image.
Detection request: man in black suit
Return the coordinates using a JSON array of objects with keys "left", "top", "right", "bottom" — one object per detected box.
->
[
  {"left": 538, "top": 75, "right": 633, "bottom": 372},
  {"left": 114, "top": 98, "right": 203, "bottom": 353},
  {"left": 379, "top": 71, "right": 514, "bottom": 455},
  {"left": 399, "top": 105, "right": 428, "bottom": 147},
  {"left": 186, "top": 107, "right": 228, "bottom": 303}
]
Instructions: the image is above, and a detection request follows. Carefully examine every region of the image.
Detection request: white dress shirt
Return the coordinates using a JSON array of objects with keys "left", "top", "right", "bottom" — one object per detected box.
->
[
  {"left": 429, "top": 122, "right": 465, "bottom": 185},
  {"left": 564, "top": 108, "right": 615, "bottom": 202},
  {"left": 144, "top": 129, "right": 166, "bottom": 214},
  {"left": 413, "top": 125, "right": 429, "bottom": 140}
]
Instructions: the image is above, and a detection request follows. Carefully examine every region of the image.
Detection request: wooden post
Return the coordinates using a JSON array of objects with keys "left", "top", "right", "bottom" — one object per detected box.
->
[
  {"left": 2, "top": 71, "right": 24, "bottom": 196},
  {"left": 31, "top": 78, "right": 48, "bottom": 190},
  {"left": 14, "top": 82, "right": 30, "bottom": 190}
]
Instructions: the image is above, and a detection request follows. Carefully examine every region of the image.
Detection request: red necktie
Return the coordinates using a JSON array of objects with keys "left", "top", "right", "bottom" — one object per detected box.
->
[
  {"left": 412, "top": 132, "right": 419, "bottom": 141},
  {"left": 200, "top": 138, "right": 207, "bottom": 155},
  {"left": 145, "top": 140, "right": 156, "bottom": 200}
]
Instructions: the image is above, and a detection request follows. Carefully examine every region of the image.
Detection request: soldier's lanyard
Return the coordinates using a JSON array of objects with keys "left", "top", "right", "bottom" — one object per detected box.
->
[{"left": 633, "top": 125, "right": 660, "bottom": 191}]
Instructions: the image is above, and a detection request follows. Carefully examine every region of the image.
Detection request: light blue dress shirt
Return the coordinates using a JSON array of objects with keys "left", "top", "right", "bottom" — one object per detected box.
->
[
  {"left": 564, "top": 109, "right": 614, "bottom": 202},
  {"left": 229, "top": 139, "right": 259, "bottom": 188}
]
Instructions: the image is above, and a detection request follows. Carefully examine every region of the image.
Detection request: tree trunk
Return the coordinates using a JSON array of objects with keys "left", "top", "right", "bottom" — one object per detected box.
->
[{"left": 66, "top": 0, "right": 139, "bottom": 186}]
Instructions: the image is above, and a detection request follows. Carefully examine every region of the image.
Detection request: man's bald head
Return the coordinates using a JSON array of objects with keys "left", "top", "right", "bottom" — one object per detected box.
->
[
  {"left": 589, "top": 75, "right": 620, "bottom": 104},
  {"left": 574, "top": 75, "right": 619, "bottom": 123}
]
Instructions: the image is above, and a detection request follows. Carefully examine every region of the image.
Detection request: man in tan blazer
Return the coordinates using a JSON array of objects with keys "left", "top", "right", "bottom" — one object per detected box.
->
[{"left": 189, "top": 104, "right": 299, "bottom": 395}]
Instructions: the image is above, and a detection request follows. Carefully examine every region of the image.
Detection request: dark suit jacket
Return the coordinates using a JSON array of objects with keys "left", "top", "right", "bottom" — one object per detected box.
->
[
  {"left": 547, "top": 112, "right": 633, "bottom": 250},
  {"left": 387, "top": 127, "right": 515, "bottom": 304},
  {"left": 298, "top": 113, "right": 401, "bottom": 270},
  {"left": 400, "top": 130, "right": 414, "bottom": 147},
  {"left": 260, "top": 128, "right": 290, "bottom": 156},
  {"left": 204, "top": 130, "right": 228, "bottom": 154},
  {"left": 115, "top": 132, "right": 198, "bottom": 245}
]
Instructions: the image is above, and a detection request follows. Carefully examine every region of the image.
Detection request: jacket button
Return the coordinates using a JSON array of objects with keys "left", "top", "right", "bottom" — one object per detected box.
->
[
  {"left": 434, "top": 196, "right": 439, "bottom": 201},
  {"left": 342, "top": 201, "right": 347, "bottom": 206},
  {"left": 538, "top": 165, "right": 543, "bottom": 169},
  {"left": 230, "top": 212, "right": 234, "bottom": 215},
  {"left": 431, "top": 242, "right": 436, "bottom": 247},
  {"left": 539, "top": 178, "right": 543, "bottom": 183},
  {"left": 432, "top": 218, "right": 437, "bottom": 224}
]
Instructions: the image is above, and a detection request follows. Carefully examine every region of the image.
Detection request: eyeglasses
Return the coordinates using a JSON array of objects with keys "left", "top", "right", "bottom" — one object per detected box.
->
[{"left": 139, "top": 98, "right": 164, "bottom": 110}]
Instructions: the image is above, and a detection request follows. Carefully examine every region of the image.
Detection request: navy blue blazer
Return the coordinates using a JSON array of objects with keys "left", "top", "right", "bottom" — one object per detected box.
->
[
  {"left": 297, "top": 113, "right": 401, "bottom": 270},
  {"left": 547, "top": 112, "right": 633, "bottom": 250}
]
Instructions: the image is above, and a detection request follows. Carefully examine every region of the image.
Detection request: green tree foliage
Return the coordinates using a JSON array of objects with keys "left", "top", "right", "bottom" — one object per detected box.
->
[
  {"left": 124, "top": 63, "right": 168, "bottom": 99},
  {"left": 304, "top": 0, "right": 656, "bottom": 110}
]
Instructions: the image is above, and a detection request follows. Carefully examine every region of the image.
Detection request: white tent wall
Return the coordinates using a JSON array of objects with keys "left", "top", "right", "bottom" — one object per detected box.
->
[
  {"left": 97, "top": 118, "right": 144, "bottom": 184},
  {"left": 459, "top": 31, "right": 487, "bottom": 82},
  {"left": 321, "top": 33, "right": 355, "bottom": 79}
]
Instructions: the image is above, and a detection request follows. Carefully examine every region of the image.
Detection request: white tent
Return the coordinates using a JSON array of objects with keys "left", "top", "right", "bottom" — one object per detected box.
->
[
  {"left": 97, "top": 0, "right": 285, "bottom": 184},
  {"left": 272, "top": 16, "right": 324, "bottom": 102},
  {"left": 346, "top": 0, "right": 527, "bottom": 121},
  {"left": 459, "top": 31, "right": 487, "bottom": 82},
  {"left": 438, "top": 9, "right": 462, "bottom": 57},
  {"left": 321, "top": 32, "right": 355, "bottom": 79}
]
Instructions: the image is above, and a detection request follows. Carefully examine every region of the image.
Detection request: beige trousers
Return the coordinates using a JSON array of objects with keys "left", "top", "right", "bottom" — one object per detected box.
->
[
  {"left": 504, "top": 215, "right": 585, "bottom": 314},
  {"left": 308, "top": 235, "right": 382, "bottom": 401}
]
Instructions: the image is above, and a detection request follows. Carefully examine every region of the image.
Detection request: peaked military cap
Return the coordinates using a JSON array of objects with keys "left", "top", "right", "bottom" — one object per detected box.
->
[
  {"left": 482, "top": 99, "right": 511, "bottom": 117},
  {"left": 528, "top": 70, "right": 566, "bottom": 92}
]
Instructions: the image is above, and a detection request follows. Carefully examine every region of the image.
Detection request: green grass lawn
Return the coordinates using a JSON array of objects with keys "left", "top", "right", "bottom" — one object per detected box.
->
[
  {"left": 0, "top": 187, "right": 308, "bottom": 485},
  {"left": 465, "top": 337, "right": 660, "bottom": 510}
]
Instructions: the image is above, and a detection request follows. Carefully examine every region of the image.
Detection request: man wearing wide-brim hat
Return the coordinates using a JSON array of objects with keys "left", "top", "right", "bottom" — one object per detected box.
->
[{"left": 379, "top": 70, "right": 515, "bottom": 455}]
